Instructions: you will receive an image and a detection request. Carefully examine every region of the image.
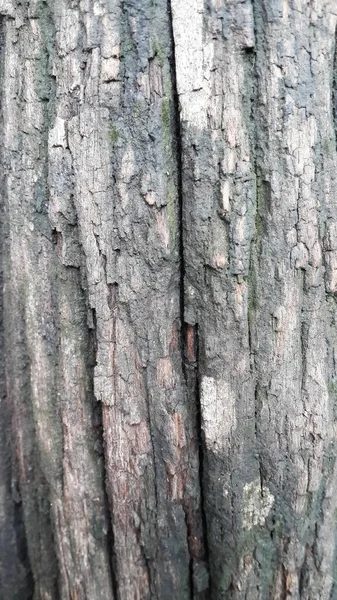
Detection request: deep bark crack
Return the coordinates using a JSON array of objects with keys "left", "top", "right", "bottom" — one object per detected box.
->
[
  {"left": 248, "top": 0, "right": 264, "bottom": 498},
  {"left": 167, "top": 2, "right": 210, "bottom": 597},
  {"left": 142, "top": 360, "right": 159, "bottom": 600},
  {"left": 89, "top": 307, "right": 119, "bottom": 600},
  {"left": 332, "top": 23, "right": 337, "bottom": 150}
]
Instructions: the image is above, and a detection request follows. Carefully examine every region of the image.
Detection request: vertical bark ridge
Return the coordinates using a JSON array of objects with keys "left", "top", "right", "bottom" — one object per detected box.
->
[
  {"left": 251, "top": 2, "right": 337, "bottom": 597},
  {"left": 3, "top": 3, "right": 61, "bottom": 596},
  {"left": 0, "top": 13, "right": 34, "bottom": 599},
  {"left": 2, "top": 1, "right": 116, "bottom": 597},
  {"left": 327, "top": 27, "right": 337, "bottom": 595}
]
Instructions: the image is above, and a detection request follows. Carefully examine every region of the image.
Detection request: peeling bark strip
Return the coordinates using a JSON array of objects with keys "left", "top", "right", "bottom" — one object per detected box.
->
[{"left": 1, "top": 0, "right": 337, "bottom": 599}]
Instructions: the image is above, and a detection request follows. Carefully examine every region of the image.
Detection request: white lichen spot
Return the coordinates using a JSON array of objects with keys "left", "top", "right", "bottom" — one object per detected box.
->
[
  {"left": 221, "top": 180, "right": 230, "bottom": 212},
  {"left": 243, "top": 480, "right": 274, "bottom": 530},
  {"left": 188, "top": 285, "right": 196, "bottom": 298},
  {"left": 93, "top": 1, "right": 105, "bottom": 16},
  {"left": 212, "top": 253, "right": 226, "bottom": 269},
  {"left": 49, "top": 117, "right": 67, "bottom": 149},
  {"left": 200, "top": 376, "right": 236, "bottom": 450},
  {"left": 122, "top": 147, "right": 135, "bottom": 182},
  {"left": 0, "top": 0, "right": 15, "bottom": 17},
  {"left": 145, "top": 191, "right": 156, "bottom": 206},
  {"left": 101, "top": 57, "right": 120, "bottom": 83},
  {"left": 156, "top": 211, "right": 170, "bottom": 249}
]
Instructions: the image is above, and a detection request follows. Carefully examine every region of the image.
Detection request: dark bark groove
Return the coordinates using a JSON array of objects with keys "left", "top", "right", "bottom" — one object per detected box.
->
[
  {"left": 168, "top": 2, "right": 210, "bottom": 596},
  {"left": 333, "top": 22, "right": 337, "bottom": 149}
]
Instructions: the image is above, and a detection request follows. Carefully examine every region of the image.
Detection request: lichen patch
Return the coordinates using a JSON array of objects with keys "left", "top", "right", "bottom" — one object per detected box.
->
[{"left": 243, "top": 480, "right": 274, "bottom": 530}]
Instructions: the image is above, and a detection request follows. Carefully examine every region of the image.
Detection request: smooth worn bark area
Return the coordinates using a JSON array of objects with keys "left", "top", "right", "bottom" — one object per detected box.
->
[{"left": 1, "top": 0, "right": 337, "bottom": 599}]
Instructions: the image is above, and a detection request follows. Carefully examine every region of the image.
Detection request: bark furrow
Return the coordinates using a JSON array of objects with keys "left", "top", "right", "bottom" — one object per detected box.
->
[{"left": 169, "top": 1, "right": 210, "bottom": 595}]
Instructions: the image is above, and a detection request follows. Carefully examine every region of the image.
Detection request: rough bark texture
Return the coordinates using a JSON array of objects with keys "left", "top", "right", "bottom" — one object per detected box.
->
[{"left": 1, "top": 0, "right": 337, "bottom": 599}]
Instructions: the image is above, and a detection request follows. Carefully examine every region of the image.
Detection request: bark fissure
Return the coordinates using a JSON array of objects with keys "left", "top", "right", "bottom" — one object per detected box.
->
[
  {"left": 91, "top": 309, "right": 118, "bottom": 600},
  {"left": 193, "top": 326, "right": 211, "bottom": 598},
  {"left": 101, "top": 424, "right": 119, "bottom": 600},
  {"left": 333, "top": 23, "right": 337, "bottom": 149},
  {"left": 167, "top": 5, "right": 195, "bottom": 592},
  {"left": 166, "top": 1, "right": 185, "bottom": 356},
  {"left": 167, "top": 2, "right": 210, "bottom": 596},
  {"left": 105, "top": 289, "right": 119, "bottom": 600},
  {"left": 248, "top": 0, "right": 264, "bottom": 501},
  {"left": 142, "top": 366, "right": 158, "bottom": 600}
]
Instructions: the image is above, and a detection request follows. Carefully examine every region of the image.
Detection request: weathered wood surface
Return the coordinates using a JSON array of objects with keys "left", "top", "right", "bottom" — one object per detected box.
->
[{"left": 1, "top": 0, "right": 337, "bottom": 599}]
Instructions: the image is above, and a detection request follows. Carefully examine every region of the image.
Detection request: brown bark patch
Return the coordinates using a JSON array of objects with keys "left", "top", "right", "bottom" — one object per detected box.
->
[{"left": 157, "top": 357, "right": 174, "bottom": 389}]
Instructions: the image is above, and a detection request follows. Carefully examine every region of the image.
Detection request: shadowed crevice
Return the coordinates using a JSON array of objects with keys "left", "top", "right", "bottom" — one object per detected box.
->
[
  {"left": 167, "top": 3, "right": 210, "bottom": 597},
  {"left": 333, "top": 24, "right": 337, "bottom": 149},
  {"left": 89, "top": 307, "right": 119, "bottom": 600}
]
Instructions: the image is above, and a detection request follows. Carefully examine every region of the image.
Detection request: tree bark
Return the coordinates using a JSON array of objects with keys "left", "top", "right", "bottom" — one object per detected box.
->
[{"left": 1, "top": 0, "right": 337, "bottom": 599}]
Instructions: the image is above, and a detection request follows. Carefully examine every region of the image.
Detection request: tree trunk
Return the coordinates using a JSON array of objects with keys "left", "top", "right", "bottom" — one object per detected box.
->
[{"left": 1, "top": 0, "right": 337, "bottom": 598}]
